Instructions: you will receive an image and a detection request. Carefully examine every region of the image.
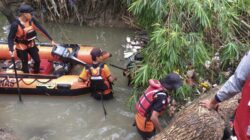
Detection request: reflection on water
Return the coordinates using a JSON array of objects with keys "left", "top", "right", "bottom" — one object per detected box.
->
[{"left": 0, "top": 15, "right": 140, "bottom": 140}]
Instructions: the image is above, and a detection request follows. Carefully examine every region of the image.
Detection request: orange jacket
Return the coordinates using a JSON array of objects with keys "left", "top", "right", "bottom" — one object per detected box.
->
[
  {"left": 8, "top": 18, "right": 52, "bottom": 51},
  {"left": 79, "top": 63, "right": 112, "bottom": 95},
  {"left": 135, "top": 79, "right": 169, "bottom": 132}
]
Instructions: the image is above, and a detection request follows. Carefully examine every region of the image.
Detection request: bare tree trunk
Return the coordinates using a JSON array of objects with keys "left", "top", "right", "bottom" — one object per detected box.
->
[
  {"left": 28, "top": 0, "right": 128, "bottom": 27},
  {"left": 152, "top": 87, "right": 239, "bottom": 140},
  {"left": 0, "top": 0, "right": 24, "bottom": 23},
  {"left": 0, "top": 0, "right": 15, "bottom": 23}
]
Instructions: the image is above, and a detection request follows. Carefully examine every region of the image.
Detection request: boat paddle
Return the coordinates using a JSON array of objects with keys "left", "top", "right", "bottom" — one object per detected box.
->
[
  {"left": 11, "top": 54, "right": 22, "bottom": 102},
  {"left": 100, "top": 92, "right": 107, "bottom": 118},
  {"left": 109, "top": 63, "right": 127, "bottom": 71},
  {"left": 69, "top": 55, "right": 87, "bottom": 66}
]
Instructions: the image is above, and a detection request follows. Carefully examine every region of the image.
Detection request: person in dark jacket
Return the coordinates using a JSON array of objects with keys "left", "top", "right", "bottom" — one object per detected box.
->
[{"left": 8, "top": 4, "right": 57, "bottom": 73}]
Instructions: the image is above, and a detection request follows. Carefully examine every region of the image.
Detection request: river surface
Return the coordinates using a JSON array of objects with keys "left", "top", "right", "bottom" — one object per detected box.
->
[{"left": 0, "top": 15, "right": 141, "bottom": 140}]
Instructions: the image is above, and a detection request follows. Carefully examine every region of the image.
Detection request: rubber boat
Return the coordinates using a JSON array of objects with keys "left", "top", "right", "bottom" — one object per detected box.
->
[{"left": 0, "top": 42, "right": 111, "bottom": 95}]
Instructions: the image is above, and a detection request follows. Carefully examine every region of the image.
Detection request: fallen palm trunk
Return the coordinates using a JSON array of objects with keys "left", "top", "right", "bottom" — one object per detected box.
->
[{"left": 152, "top": 87, "right": 240, "bottom": 140}]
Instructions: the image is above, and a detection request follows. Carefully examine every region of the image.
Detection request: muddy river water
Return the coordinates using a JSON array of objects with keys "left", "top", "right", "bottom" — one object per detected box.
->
[{"left": 0, "top": 15, "right": 141, "bottom": 140}]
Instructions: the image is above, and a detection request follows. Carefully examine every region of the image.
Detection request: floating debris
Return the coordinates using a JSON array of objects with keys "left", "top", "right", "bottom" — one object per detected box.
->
[
  {"left": 204, "top": 60, "right": 211, "bottom": 69},
  {"left": 120, "top": 32, "right": 148, "bottom": 85},
  {"left": 122, "top": 32, "right": 148, "bottom": 59}
]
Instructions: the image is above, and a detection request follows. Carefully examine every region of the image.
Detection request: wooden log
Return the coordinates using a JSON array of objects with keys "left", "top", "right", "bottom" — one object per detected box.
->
[{"left": 152, "top": 87, "right": 240, "bottom": 140}]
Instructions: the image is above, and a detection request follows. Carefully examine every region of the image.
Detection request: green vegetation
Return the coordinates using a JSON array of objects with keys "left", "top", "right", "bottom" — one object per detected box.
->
[{"left": 126, "top": 0, "right": 250, "bottom": 101}]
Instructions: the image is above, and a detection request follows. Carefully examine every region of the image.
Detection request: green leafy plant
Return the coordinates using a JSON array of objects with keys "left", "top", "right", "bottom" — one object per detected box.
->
[
  {"left": 128, "top": 0, "right": 250, "bottom": 102},
  {"left": 173, "top": 83, "right": 192, "bottom": 101}
]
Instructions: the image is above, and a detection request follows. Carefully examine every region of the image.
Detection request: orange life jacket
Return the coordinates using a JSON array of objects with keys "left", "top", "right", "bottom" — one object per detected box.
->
[
  {"left": 88, "top": 63, "right": 111, "bottom": 95},
  {"left": 135, "top": 79, "right": 169, "bottom": 132},
  {"left": 234, "top": 75, "right": 250, "bottom": 140},
  {"left": 136, "top": 79, "right": 169, "bottom": 117},
  {"left": 15, "top": 19, "right": 37, "bottom": 50}
]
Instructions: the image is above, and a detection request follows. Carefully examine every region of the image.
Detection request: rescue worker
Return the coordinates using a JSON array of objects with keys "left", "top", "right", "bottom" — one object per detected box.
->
[
  {"left": 200, "top": 51, "right": 250, "bottom": 140},
  {"left": 8, "top": 4, "right": 57, "bottom": 74},
  {"left": 79, "top": 48, "right": 117, "bottom": 100},
  {"left": 135, "top": 73, "right": 183, "bottom": 140}
]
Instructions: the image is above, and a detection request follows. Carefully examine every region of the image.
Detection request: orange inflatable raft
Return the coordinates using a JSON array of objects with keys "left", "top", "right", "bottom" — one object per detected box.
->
[{"left": 0, "top": 42, "right": 111, "bottom": 95}]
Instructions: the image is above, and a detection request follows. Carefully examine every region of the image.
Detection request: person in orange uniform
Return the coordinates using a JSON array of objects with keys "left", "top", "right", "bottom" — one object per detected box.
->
[
  {"left": 8, "top": 4, "right": 57, "bottom": 73},
  {"left": 135, "top": 73, "right": 182, "bottom": 140},
  {"left": 79, "top": 48, "right": 117, "bottom": 100}
]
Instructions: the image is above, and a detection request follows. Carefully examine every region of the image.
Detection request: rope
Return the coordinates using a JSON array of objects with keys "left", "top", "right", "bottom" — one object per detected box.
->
[{"left": 23, "top": 78, "right": 49, "bottom": 85}]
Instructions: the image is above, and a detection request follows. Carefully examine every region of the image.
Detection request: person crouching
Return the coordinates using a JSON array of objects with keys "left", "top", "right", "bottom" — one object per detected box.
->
[{"left": 134, "top": 73, "right": 183, "bottom": 139}]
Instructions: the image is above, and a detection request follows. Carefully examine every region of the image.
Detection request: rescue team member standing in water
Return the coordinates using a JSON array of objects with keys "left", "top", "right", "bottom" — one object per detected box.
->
[
  {"left": 200, "top": 51, "right": 250, "bottom": 140},
  {"left": 135, "top": 73, "right": 182, "bottom": 140},
  {"left": 79, "top": 48, "right": 117, "bottom": 100},
  {"left": 8, "top": 4, "right": 57, "bottom": 74}
]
